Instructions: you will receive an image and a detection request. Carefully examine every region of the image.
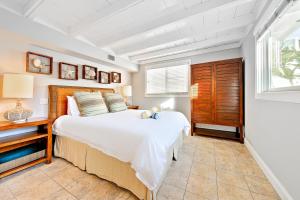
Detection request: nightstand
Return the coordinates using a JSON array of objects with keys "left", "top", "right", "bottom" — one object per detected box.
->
[
  {"left": 0, "top": 118, "right": 52, "bottom": 178},
  {"left": 127, "top": 105, "right": 139, "bottom": 110}
]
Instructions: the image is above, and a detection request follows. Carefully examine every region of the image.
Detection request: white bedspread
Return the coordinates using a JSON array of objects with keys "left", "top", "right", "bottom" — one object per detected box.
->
[{"left": 53, "top": 109, "right": 190, "bottom": 190}]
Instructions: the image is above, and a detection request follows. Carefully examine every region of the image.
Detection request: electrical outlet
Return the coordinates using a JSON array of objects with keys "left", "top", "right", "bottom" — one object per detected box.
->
[{"left": 40, "top": 98, "right": 48, "bottom": 105}]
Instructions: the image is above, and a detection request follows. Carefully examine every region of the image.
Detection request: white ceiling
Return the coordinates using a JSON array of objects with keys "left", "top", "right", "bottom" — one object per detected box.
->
[{"left": 0, "top": 0, "right": 267, "bottom": 65}]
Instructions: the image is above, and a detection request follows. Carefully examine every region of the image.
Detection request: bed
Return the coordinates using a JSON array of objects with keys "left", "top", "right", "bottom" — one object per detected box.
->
[{"left": 48, "top": 85, "right": 190, "bottom": 200}]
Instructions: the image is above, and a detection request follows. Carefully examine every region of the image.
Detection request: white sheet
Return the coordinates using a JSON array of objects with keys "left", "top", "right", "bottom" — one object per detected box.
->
[{"left": 53, "top": 109, "right": 190, "bottom": 190}]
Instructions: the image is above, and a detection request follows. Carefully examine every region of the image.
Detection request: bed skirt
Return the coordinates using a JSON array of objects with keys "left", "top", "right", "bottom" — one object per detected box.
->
[{"left": 54, "top": 133, "right": 183, "bottom": 200}]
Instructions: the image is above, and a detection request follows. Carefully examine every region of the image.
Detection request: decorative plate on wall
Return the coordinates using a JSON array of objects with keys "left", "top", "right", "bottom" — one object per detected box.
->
[
  {"left": 99, "top": 71, "right": 110, "bottom": 84},
  {"left": 59, "top": 62, "right": 78, "bottom": 80},
  {"left": 26, "top": 52, "right": 53, "bottom": 74},
  {"left": 111, "top": 72, "right": 121, "bottom": 83},
  {"left": 83, "top": 65, "right": 97, "bottom": 80}
]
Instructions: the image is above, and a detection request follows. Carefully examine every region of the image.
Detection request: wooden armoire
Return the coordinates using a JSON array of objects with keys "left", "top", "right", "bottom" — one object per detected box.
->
[{"left": 191, "top": 58, "right": 244, "bottom": 143}]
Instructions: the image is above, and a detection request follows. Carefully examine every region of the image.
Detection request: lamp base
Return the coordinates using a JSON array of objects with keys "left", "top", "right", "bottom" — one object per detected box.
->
[
  {"left": 3, "top": 101, "right": 33, "bottom": 123},
  {"left": 11, "top": 119, "right": 28, "bottom": 123}
]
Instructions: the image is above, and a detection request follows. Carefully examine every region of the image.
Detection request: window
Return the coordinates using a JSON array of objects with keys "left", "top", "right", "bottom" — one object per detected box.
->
[
  {"left": 146, "top": 64, "right": 189, "bottom": 95},
  {"left": 256, "top": 1, "right": 300, "bottom": 93}
]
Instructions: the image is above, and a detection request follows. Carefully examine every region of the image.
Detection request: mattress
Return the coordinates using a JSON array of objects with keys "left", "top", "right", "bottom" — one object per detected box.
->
[{"left": 53, "top": 109, "right": 190, "bottom": 190}]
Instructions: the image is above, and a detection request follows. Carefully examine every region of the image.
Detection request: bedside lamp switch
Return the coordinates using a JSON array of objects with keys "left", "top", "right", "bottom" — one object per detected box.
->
[{"left": 40, "top": 98, "right": 48, "bottom": 105}]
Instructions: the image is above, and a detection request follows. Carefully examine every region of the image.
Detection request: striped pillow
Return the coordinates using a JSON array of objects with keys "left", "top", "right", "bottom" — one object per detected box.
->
[
  {"left": 74, "top": 92, "right": 108, "bottom": 116},
  {"left": 103, "top": 93, "right": 127, "bottom": 112}
]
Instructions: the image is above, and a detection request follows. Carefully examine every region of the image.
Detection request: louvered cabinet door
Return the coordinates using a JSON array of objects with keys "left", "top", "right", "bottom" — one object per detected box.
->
[
  {"left": 214, "top": 61, "right": 242, "bottom": 126},
  {"left": 191, "top": 64, "right": 213, "bottom": 124}
]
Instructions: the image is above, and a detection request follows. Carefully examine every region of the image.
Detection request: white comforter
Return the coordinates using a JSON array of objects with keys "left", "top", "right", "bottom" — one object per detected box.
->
[{"left": 53, "top": 109, "right": 190, "bottom": 190}]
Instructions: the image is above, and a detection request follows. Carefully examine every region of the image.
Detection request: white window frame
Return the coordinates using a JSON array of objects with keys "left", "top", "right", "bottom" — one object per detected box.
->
[
  {"left": 255, "top": 0, "right": 300, "bottom": 103},
  {"left": 144, "top": 60, "right": 191, "bottom": 98}
]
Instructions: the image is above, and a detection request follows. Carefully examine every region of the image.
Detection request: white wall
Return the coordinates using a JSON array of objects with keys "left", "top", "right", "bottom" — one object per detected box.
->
[
  {"left": 0, "top": 29, "right": 131, "bottom": 123},
  {"left": 132, "top": 48, "right": 241, "bottom": 122},
  {"left": 242, "top": 33, "right": 299, "bottom": 200}
]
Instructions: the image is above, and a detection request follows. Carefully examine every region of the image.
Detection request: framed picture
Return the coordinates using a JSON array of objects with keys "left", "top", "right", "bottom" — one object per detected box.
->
[
  {"left": 98, "top": 71, "right": 110, "bottom": 84},
  {"left": 111, "top": 72, "right": 121, "bottom": 83},
  {"left": 59, "top": 62, "right": 78, "bottom": 80},
  {"left": 83, "top": 65, "right": 97, "bottom": 80},
  {"left": 26, "top": 52, "right": 53, "bottom": 74}
]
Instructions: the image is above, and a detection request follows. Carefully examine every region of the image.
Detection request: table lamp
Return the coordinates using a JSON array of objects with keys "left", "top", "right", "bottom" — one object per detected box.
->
[
  {"left": 122, "top": 85, "right": 132, "bottom": 106},
  {"left": 1, "top": 74, "right": 34, "bottom": 123}
]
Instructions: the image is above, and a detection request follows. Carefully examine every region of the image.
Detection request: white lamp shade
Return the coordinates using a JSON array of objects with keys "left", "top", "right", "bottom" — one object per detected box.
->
[
  {"left": 122, "top": 85, "right": 132, "bottom": 97},
  {"left": 2, "top": 74, "right": 34, "bottom": 99}
]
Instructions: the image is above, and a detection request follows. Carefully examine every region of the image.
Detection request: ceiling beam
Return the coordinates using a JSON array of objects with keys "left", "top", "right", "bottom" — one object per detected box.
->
[
  {"left": 0, "top": 8, "right": 138, "bottom": 71},
  {"left": 253, "top": 0, "right": 269, "bottom": 20},
  {"left": 130, "top": 32, "right": 245, "bottom": 61},
  {"left": 0, "top": 2, "right": 22, "bottom": 16},
  {"left": 69, "top": 0, "right": 144, "bottom": 36},
  {"left": 139, "top": 43, "right": 241, "bottom": 65},
  {"left": 96, "top": 0, "right": 254, "bottom": 47},
  {"left": 23, "top": 0, "right": 46, "bottom": 18},
  {"left": 23, "top": 0, "right": 68, "bottom": 35},
  {"left": 253, "top": 0, "right": 285, "bottom": 36},
  {"left": 115, "top": 14, "right": 254, "bottom": 55}
]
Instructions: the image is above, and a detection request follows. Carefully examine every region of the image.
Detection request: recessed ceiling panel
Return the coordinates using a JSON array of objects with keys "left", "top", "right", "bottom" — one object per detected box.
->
[
  {"left": 235, "top": 0, "right": 256, "bottom": 17},
  {"left": 32, "top": 0, "right": 110, "bottom": 32},
  {"left": 218, "top": 7, "right": 235, "bottom": 23}
]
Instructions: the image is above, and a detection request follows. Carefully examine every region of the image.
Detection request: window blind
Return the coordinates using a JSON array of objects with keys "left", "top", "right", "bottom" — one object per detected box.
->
[{"left": 146, "top": 65, "right": 188, "bottom": 94}]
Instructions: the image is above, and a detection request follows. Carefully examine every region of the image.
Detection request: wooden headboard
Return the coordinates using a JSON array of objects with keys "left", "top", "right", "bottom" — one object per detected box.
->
[{"left": 48, "top": 85, "right": 114, "bottom": 122}]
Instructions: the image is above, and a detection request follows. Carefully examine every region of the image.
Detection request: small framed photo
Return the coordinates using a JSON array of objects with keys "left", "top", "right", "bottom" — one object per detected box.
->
[
  {"left": 26, "top": 52, "right": 53, "bottom": 74},
  {"left": 83, "top": 65, "right": 97, "bottom": 80},
  {"left": 98, "top": 71, "right": 110, "bottom": 84},
  {"left": 111, "top": 72, "right": 121, "bottom": 83},
  {"left": 59, "top": 62, "right": 78, "bottom": 80}
]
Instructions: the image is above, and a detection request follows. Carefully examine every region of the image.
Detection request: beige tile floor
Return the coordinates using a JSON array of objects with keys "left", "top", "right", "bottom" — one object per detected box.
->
[{"left": 0, "top": 136, "right": 281, "bottom": 200}]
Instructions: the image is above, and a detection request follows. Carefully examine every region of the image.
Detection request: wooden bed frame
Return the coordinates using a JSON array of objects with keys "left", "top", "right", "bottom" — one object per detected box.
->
[
  {"left": 48, "top": 85, "right": 153, "bottom": 199},
  {"left": 48, "top": 85, "right": 114, "bottom": 122}
]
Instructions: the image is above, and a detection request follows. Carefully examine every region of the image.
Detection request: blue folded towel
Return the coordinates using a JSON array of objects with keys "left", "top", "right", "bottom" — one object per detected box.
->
[{"left": 151, "top": 112, "right": 159, "bottom": 120}]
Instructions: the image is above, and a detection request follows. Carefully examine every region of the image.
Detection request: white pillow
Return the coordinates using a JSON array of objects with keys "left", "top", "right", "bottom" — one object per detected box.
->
[{"left": 67, "top": 96, "right": 80, "bottom": 116}]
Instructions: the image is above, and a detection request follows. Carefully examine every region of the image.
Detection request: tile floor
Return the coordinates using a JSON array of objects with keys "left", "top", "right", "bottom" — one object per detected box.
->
[{"left": 0, "top": 136, "right": 281, "bottom": 200}]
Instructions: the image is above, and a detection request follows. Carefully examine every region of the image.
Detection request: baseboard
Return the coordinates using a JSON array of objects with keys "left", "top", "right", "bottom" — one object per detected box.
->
[{"left": 245, "top": 139, "right": 294, "bottom": 200}]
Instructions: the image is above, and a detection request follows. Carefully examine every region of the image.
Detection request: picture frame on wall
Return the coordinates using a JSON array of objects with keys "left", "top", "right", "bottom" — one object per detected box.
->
[
  {"left": 59, "top": 62, "right": 78, "bottom": 80},
  {"left": 83, "top": 65, "right": 97, "bottom": 80},
  {"left": 26, "top": 52, "right": 53, "bottom": 75},
  {"left": 111, "top": 72, "right": 121, "bottom": 83},
  {"left": 98, "top": 71, "right": 110, "bottom": 84}
]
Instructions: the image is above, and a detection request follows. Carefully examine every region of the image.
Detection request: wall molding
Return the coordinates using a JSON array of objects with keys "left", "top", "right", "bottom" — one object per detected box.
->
[{"left": 245, "top": 139, "right": 294, "bottom": 200}]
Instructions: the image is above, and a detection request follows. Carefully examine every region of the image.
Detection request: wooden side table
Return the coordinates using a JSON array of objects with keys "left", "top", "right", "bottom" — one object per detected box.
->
[
  {"left": 127, "top": 105, "right": 139, "bottom": 110},
  {"left": 0, "top": 118, "right": 52, "bottom": 178}
]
